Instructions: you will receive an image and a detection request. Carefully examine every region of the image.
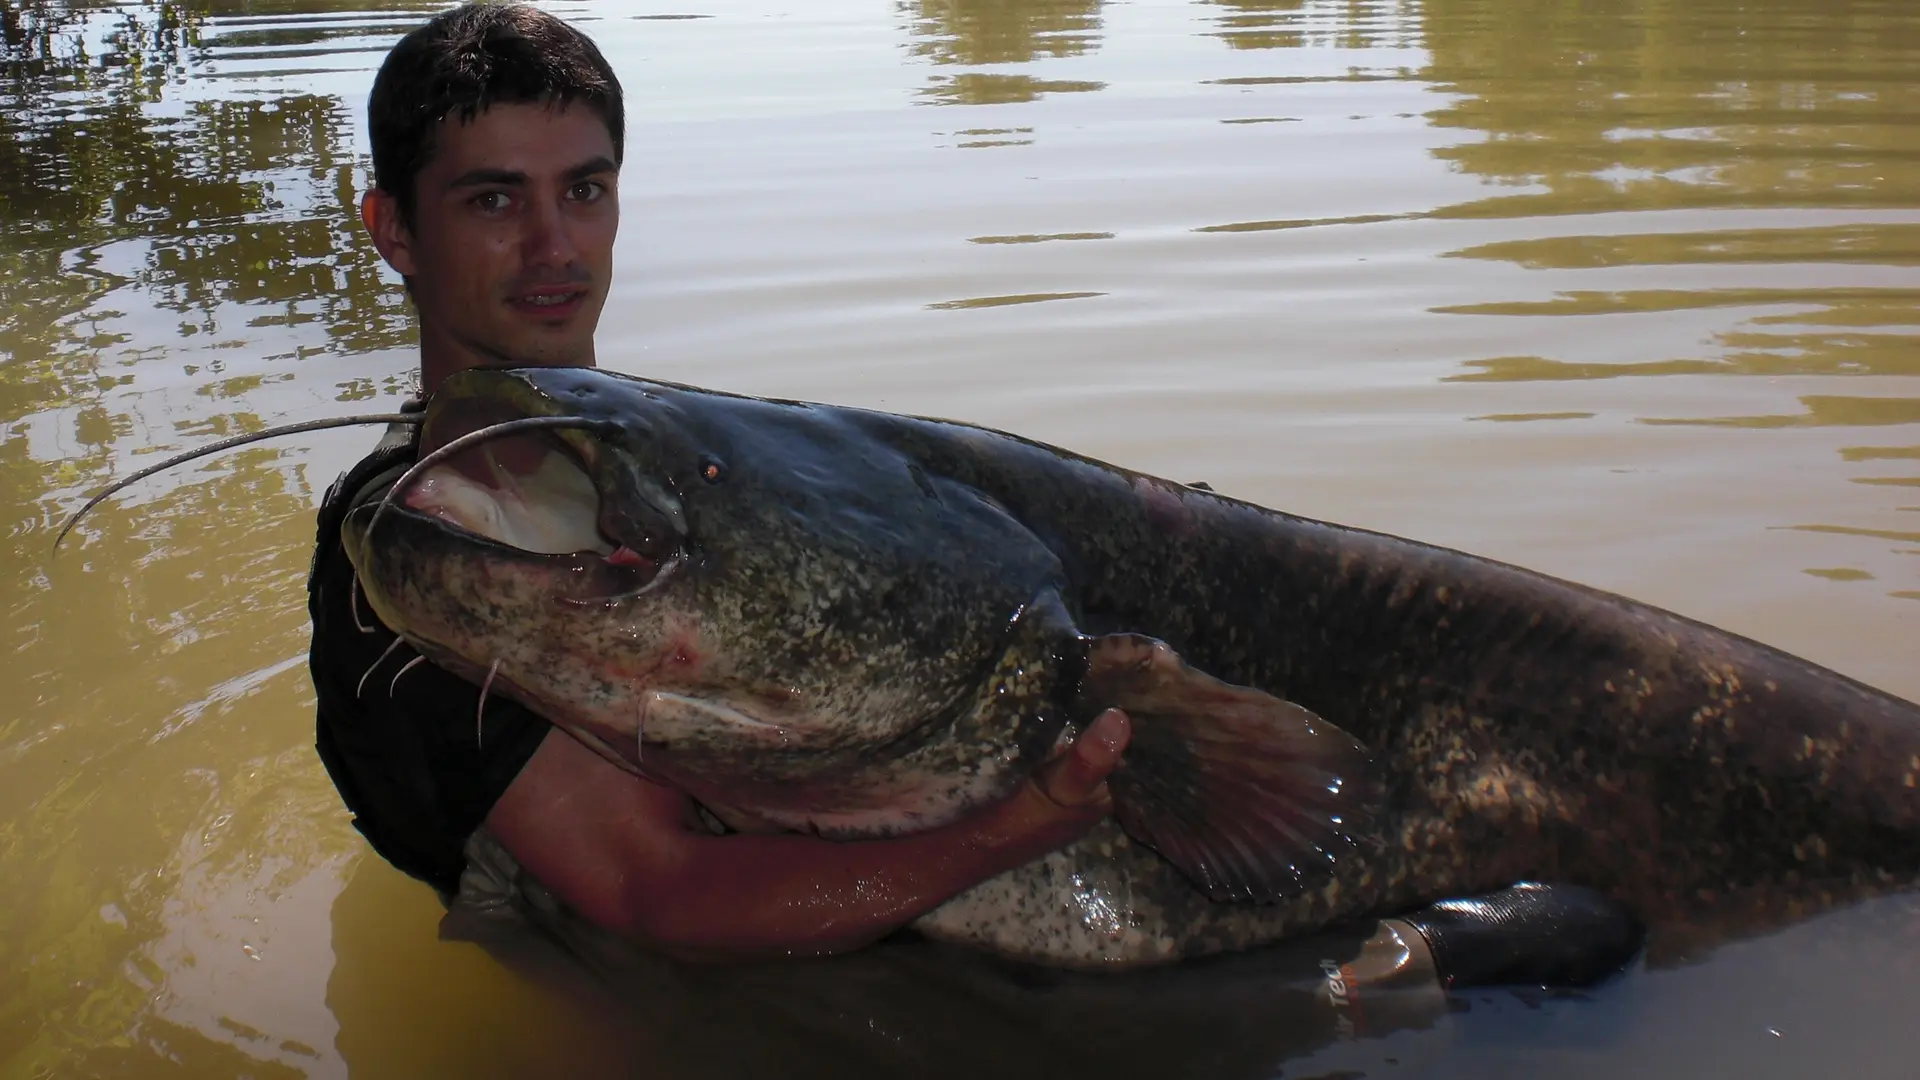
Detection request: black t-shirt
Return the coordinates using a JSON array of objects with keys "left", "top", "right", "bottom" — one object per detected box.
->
[{"left": 308, "top": 423, "right": 548, "bottom": 898}]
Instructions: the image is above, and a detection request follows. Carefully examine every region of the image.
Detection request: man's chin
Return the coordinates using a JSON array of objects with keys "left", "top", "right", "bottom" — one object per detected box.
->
[{"left": 481, "top": 329, "right": 597, "bottom": 369}]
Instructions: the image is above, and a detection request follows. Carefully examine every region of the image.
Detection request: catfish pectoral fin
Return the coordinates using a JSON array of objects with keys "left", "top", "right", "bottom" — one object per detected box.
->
[{"left": 1082, "top": 633, "right": 1379, "bottom": 905}]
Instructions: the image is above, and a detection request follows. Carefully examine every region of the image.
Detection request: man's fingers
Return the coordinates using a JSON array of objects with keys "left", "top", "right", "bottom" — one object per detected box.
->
[
  {"left": 1038, "top": 708, "right": 1132, "bottom": 807},
  {"left": 1080, "top": 707, "right": 1131, "bottom": 768}
]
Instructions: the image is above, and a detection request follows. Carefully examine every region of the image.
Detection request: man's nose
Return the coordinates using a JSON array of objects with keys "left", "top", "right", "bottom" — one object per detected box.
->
[{"left": 521, "top": 194, "right": 580, "bottom": 269}]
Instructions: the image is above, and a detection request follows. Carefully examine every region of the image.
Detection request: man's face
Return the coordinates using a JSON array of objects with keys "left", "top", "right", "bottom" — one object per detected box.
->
[{"left": 364, "top": 101, "right": 619, "bottom": 384}]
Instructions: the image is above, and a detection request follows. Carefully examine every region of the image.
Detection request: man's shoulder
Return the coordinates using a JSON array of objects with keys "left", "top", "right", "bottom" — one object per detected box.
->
[
  {"left": 318, "top": 399, "right": 422, "bottom": 514},
  {"left": 310, "top": 402, "right": 422, "bottom": 581}
]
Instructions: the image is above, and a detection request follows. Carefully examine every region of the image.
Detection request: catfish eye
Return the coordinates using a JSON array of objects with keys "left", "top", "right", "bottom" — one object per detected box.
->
[{"left": 699, "top": 455, "right": 726, "bottom": 483}]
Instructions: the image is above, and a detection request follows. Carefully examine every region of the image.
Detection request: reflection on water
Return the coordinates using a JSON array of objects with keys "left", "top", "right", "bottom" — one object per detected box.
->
[
  {"left": 0, "top": 2, "right": 411, "bottom": 452},
  {"left": 1419, "top": 0, "right": 1920, "bottom": 405},
  {"left": 0, "top": 0, "right": 200, "bottom": 68},
  {"left": 1423, "top": 0, "right": 1920, "bottom": 218},
  {"left": 1844, "top": 444, "right": 1920, "bottom": 460},
  {"left": 970, "top": 230, "right": 1115, "bottom": 243},
  {"left": 1420, "top": 0, "right": 1920, "bottom": 578},
  {"left": 902, "top": 0, "right": 1104, "bottom": 104},
  {"left": 901, "top": 0, "right": 1102, "bottom": 65},
  {"left": 3, "top": 0, "right": 1918, "bottom": 1076},
  {"left": 1195, "top": 210, "right": 1416, "bottom": 233},
  {"left": 1449, "top": 227, "right": 1920, "bottom": 269},
  {"left": 918, "top": 71, "right": 1105, "bottom": 105},
  {"left": 1641, "top": 394, "right": 1920, "bottom": 428},
  {"left": 1, "top": 4, "right": 427, "bottom": 1076},
  {"left": 1791, "top": 524, "right": 1920, "bottom": 544},
  {"left": 1468, "top": 410, "right": 1596, "bottom": 423},
  {"left": 1206, "top": 0, "right": 1312, "bottom": 51},
  {"left": 1205, "top": 0, "right": 1417, "bottom": 51},
  {"left": 927, "top": 289, "right": 1105, "bottom": 309},
  {"left": 940, "top": 124, "right": 1034, "bottom": 147},
  {"left": 1803, "top": 567, "right": 1874, "bottom": 581},
  {"left": 1445, "top": 338, "right": 1920, "bottom": 381}
]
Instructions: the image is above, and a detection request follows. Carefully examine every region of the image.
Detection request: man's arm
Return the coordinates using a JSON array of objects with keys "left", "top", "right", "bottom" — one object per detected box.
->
[{"left": 485, "top": 710, "right": 1132, "bottom": 962}]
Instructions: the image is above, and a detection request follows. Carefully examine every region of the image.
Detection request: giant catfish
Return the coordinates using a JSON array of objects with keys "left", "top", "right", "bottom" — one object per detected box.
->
[{"left": 67, "top": 364, "right": 1920, "bottom": 969}]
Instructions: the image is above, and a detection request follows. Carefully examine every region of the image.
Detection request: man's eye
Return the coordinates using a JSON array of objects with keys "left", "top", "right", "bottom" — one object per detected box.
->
[
  {"left": 569, "top": 180, "right": 606, "bottom": 202},
  {"left": 472, "top": 191, "right": 510, "bottom": 212}
]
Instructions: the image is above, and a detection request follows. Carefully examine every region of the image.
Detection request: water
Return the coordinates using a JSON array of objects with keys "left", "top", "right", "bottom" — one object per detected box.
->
[{"left": 3, "top": 0, "right": 1917, "bottom": 1076}]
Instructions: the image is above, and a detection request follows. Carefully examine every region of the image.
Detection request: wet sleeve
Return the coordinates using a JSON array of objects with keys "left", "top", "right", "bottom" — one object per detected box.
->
[{"left": 308, "top": 450, "right": 550, "bottom": 898}]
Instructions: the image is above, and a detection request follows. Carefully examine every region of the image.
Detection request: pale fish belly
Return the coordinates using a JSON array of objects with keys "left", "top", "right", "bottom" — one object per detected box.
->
[{"left": 909, "top": 820, "right": 1351, "bottom": 968}]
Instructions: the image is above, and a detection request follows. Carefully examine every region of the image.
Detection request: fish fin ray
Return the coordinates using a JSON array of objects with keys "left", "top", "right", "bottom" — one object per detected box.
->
[{"left": 1083, "top": 633, "right": 1378, "bottom": 904}]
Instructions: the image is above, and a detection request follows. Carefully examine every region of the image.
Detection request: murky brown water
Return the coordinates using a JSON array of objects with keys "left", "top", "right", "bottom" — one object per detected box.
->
[{"left": 4, "top": 0, "right": 1918, "bottom": 1076}]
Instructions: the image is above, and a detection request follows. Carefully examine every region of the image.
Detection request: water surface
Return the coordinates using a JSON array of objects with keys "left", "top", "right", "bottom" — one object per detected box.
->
[{"left": 3, "top": 0, "right": 1917, "bottom": 1076}]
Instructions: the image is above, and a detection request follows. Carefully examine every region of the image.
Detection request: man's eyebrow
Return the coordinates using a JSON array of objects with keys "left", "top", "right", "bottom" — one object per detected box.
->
[
  {"left": 443, "top": 158, "right": 616, "bottom": 190},
  {"left": 447, "top": 167, "right": 526, "bottom": 190},
  {"left": 562, "top": 156, "right": 618, "bottom": 183}
]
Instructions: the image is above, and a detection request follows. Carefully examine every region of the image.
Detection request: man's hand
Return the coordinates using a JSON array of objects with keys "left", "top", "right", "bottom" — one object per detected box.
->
[
  {"left": 1034, "top": 708, "right": 1132, "bottom": 810},
  {"left": 981, "top": 708, "right": 1133, "bottom": 857},
  {"left": 487, "top": 708, "right": 1135, "bottom": 962}
]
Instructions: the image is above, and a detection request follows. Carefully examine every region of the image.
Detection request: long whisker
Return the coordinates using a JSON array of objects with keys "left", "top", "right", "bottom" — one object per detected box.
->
[
  {"left": 350, "top": 573, "right": 375, "bottom": 634},
  {"left": 358, "top": 416, "right": 615, "bottom": 558},
  {"left": 477, "top": 658, "right": 503, "bottom": 748},
  {"left": 357, "top": 637, "right": 409, "bottom": 699},
  {"left": 389, "top": 655, "right": 427, "bottom": 698},
  {"left": 52, "top": 413, "right": 421, "bottom": 553}
]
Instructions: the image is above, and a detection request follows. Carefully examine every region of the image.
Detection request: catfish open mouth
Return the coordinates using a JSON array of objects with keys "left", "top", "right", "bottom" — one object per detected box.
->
[{"left": 384, "top": 399, "right": 686, "bottom": 604}]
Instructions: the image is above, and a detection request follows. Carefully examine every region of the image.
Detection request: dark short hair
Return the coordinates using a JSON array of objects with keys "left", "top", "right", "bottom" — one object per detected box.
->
[{"left": 368, "top": 2, "right": 624, "bottom": 225}]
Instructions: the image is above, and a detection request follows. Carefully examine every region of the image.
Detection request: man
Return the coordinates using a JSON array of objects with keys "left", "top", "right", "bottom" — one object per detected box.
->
[
  {"left": 311, "top": 2, "right": 1640, "bottom": 984},
  {"left": 308, "top": 1, "right": 1132, "bottom": 962}
]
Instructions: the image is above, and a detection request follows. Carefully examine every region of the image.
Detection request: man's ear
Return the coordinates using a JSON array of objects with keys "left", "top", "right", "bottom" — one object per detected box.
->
[{"left": 360, "top": 188, "right": 419, "bottom": 277}]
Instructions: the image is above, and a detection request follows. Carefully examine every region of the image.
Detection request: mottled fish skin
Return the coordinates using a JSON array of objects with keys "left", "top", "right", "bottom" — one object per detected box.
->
[
  {"left": 854, "top": 413, "right": 1920, "bottom": 963},
  {"left": 349, "top": 368, "right": 1920, "bottom": 969},
  {"left": 915, "top": 820, "right": 1368, "bottom": 968}
]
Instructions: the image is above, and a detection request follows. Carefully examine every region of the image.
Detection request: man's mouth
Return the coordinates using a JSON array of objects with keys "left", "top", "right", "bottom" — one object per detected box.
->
[{"left": 508, "top": 287, "right": 588, "bottom": 319}]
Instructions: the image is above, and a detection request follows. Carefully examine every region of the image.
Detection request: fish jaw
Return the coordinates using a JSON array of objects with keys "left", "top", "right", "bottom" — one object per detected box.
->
[{"left": 343, "top": 496, "right": 705, "bottom": 710}]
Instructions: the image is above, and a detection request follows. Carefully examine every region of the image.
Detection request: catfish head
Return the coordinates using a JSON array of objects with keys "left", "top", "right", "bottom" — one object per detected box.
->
[{"left": 341, "top": 366, "right": 1077, "bottom": 834}]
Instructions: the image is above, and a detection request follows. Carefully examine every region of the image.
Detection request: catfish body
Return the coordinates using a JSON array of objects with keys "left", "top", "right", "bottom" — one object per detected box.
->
[
  {"left": 847, "top": 410, "right": 1920, "bottom": 963},
  {"left": 344, "top": 367, "right": 1920, "bottom": 968}
]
